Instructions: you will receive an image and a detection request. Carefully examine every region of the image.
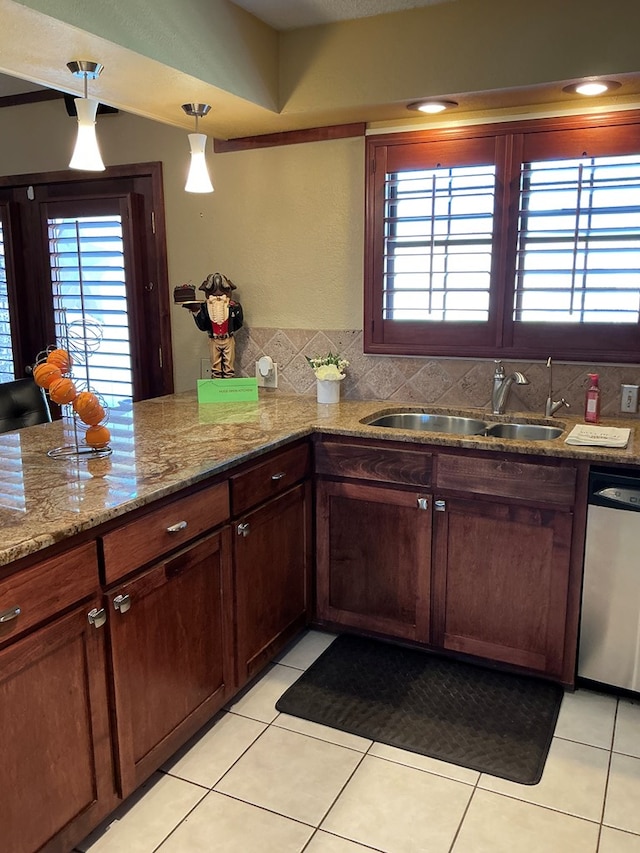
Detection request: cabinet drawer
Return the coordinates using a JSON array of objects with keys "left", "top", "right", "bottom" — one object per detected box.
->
[
  {"left": 230, "top": 443, "right": 309, "bottom": 516},
  {"left": 315, "top": 441, "right": 432, "bottom": 487},
  {"left": 436, "top": 454, "right": 576, "bottom": 505},
  {"left": 0, "top": 541, "right": 98, "bottom": 643},
  {"left": 102, "top": 481, "right": 229, "bottom": 584}
]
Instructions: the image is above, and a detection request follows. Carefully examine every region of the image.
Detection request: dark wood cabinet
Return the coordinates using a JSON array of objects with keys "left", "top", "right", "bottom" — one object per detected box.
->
[
  {"left": 0, "top": 597, "right": 115, "bottom": 853},
  {"left": 234, "top": 482, "right": 311, "bottom": 686},
  {"left": 431, "top": 496, "right": 573, "bottom": 677},
  {"left": 106, "top": 528, "right": 234, "bottom": 797},
  {"left": 315, "top": 479, "right": 432, "bottom": 641},
  {"left": 230, "top": 441, "right": 311, "bottom": 687},
  {"left": 314, "top": 436, "right": 583, "bottom": 683}
]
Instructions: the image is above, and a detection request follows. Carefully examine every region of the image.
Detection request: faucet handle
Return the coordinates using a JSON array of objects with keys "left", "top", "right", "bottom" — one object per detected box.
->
[{"left": 493, "top": 359, "right": 505, "bottom": 378}]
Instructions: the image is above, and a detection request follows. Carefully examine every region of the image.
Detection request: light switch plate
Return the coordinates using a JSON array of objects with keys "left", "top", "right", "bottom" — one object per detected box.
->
[{"left": 200, "top": 358, "right": 211, "bottom": 379}]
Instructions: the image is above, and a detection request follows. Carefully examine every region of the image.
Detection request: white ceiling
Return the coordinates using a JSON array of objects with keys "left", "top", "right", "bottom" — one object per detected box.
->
[{"left": 230, "top": 0, "right": 450, "bottom": 30}]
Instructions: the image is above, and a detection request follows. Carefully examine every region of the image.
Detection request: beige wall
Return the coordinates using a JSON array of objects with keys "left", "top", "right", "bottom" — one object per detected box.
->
[
  {"left": 0, "top": 100, "right": 364, "bottom": 391},
  {"left": 3, "top": 99, "right": 640, "bottom": 415}
]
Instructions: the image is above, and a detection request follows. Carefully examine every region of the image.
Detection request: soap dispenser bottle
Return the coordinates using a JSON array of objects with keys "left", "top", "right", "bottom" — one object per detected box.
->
[{"left": 584, "top": 373, "right": 601, "bottom": 424}]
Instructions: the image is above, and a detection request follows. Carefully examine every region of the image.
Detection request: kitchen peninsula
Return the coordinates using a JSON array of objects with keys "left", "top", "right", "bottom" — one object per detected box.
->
[{"left": 2, "top": 389, "right": 639, "bottom": 853}]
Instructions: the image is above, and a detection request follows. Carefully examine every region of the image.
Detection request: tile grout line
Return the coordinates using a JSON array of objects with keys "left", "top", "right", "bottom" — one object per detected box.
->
[
  {"left": 299, "top": 738, "right": 375, "bottom": 851},
  {"left": 595, "top": 697, "right": 619, "bottom": 852}
]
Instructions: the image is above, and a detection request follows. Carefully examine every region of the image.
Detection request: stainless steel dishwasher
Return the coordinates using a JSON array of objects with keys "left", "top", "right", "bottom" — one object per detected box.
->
[{"left": 579, "top": 467, "right": 640, "bottom": 692}]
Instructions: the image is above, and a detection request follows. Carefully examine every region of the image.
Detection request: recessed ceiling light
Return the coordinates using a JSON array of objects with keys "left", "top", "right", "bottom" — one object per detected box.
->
[
  {"left": 562, "top": 79, "right": 621, "bottom": 97},
  {"left": 407, "top": 99, "right": 459, "bottom": 114}
]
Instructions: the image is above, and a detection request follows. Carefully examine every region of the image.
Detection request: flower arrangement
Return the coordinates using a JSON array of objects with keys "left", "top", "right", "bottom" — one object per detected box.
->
[{"left": 306, "top": 352, "right": 349, "bottom": 381}]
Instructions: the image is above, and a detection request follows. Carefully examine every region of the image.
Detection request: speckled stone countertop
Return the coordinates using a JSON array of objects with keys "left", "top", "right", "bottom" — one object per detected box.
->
[{"left": 2, "top": 389, "right": 639, "bottom": 568}]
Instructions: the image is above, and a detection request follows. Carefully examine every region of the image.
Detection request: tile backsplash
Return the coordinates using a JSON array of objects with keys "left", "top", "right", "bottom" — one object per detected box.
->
[{"left": 235, "top": 327, "right": 640, "bottom": 419}]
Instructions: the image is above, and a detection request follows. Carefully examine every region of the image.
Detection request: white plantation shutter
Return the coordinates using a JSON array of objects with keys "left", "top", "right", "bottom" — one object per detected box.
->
[
  {"left": 383, "top": 164, "right": 496, "bottom": 322},
  {"left": 514, "top": 154, "right": 640, "bottom": 323},
  {"left": 0, "top": 221, "right": 15, "bottom": 382},
  {"left": 48, "top": 215, "right": 133, "bottom": 406}
]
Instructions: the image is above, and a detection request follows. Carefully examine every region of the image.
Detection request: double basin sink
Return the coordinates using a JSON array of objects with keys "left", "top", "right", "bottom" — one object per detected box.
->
[{"left": 363, "top": 412, "right": 564, "bottom": 441}]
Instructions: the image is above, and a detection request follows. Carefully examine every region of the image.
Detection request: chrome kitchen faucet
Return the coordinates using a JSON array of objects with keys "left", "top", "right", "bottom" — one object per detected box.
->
[
  {"left": 491, "top": 360, "right": 529, "bottom": 415},
  {"left": 545, "top": 357, "right": 570, "bottom": 417}
]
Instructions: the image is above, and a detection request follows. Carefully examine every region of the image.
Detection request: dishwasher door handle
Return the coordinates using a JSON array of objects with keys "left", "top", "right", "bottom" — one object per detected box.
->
[{"left": 594, "top": 486, "right": 640, "bottom": 508}]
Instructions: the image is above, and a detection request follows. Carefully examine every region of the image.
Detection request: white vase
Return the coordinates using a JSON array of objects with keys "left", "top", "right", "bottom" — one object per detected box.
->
[{"left": 316, "top": 378, "right": 342, "bottom": 404}]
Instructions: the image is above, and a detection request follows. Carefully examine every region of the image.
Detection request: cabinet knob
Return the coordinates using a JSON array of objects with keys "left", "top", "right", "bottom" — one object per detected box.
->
[
  {"left": 417, "top": 497, "right": 429, "bottom": 510},
  {"left": 271, "top": 472, "right": 286, "bottom": 481},
  {"left": 237, "top": 522, "right": 250, "bottom": 537},
  {"left": 113, "top": 593, "right": 131, "bottom": 613},
  {"left": 0, "top": 605, "right": 21, "bottom": 624},
  {"left": 166, "top": 520, "right": 188, "bottom": 533},
  {"left": 435, "top": 500, "right": 446, "bottom": 512},
  {"left": 87, "top": 607, "right": 107, "bottom": 628}
]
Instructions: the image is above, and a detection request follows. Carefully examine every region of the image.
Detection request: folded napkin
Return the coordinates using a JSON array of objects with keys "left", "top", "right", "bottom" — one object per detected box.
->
[{"left": 565, "top": 424, "right": 631, "bottom": 448}]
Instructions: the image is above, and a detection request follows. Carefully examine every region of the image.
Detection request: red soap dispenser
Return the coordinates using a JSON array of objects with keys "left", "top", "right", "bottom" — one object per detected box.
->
[{"left": 584, "top": 373, "right": 601, "bottom": 424}]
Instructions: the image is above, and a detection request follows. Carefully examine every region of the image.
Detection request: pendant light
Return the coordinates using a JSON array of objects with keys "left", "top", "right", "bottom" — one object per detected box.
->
[
  {"left": 67, "top": 60, "right": 105, "bottom": 171},
  {"left": 182, "top": 103, "right": 213, "bottom": 193}
]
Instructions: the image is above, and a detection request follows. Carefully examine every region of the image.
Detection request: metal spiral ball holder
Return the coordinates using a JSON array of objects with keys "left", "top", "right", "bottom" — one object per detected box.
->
[{"left": 35, "top": 314, "right": 113, "bottom": 459}]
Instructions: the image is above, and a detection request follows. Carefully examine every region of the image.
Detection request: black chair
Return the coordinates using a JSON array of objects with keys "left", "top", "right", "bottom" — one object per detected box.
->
[{"left": 0, "top": 378, "right": 52, "bottom": 434}]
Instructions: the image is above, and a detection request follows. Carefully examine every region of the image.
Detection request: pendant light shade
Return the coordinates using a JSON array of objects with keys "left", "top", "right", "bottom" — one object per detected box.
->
[
  {"left": 69, "top": 97, "right": 104, "bottom": 171},
  {"left": 182, "top": 104, "right": 213, "bottom": 193},
  {"left": 67, "top": 60, "right": 105, "bottom": 172},
  {"left": 185, "top": 133, "right": 214, "bottom": 193}
]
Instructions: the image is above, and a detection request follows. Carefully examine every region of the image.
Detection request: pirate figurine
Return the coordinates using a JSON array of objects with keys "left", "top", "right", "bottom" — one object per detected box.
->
[{"left": 184, "top": 272, "right": 243, "bottom": 378}]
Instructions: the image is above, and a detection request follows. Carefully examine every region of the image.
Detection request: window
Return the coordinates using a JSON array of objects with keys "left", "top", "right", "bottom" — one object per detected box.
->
[
  {"left": 514, "top": 155, "right": 640, "bottom": 325},
  {"left": 384, "top": 164, "right": 496, "bottom": 322},
  {"left": 365, "top": 112, "right": 640, "bottom": 362}
]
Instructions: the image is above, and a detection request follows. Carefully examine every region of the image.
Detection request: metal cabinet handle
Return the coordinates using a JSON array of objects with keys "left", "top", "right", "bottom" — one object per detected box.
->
[
  {"left": 113, "top": 593, "right": 131, "bottom": 613},
  {"left": 435, "top": 500, "right": 446, "bottom": 512},
  {"left": 87, "top": 607, "right": 107, "bottom": 628},
  {"left": 271, "top": 472, "right": 286, "bottom": 481},
  {"left": 166, "top": 520, "right": 188, "bottom": 534},
  {"left": 417, "top": 497, "right": 429, "bottom": 510},
  {"left": 237, "top": 522, "right": 250, "bottom": 537},
  {"left": 0, "top": 605, "right": 21, "bottom": 623}
]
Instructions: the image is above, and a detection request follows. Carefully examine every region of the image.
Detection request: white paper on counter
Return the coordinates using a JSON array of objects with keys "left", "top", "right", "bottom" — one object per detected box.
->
[{"left": 565, "top": 424, "right": 631, "bottom": 448}]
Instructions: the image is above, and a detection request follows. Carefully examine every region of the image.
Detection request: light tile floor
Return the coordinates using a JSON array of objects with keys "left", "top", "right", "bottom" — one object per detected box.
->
[{"left": 78, "top": 630, "right": 640, "bottom": 853}]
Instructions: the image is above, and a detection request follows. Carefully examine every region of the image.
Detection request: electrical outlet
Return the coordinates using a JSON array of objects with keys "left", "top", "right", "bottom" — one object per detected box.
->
[
  {"left": 200, "top": 358, "right": 211, "bottom": 379},
  {"left": 255, "top": 360, "right": 278, "bottom": 388},
  {"left": 621, "top": 384, "right": 639, "bottom": 413}
]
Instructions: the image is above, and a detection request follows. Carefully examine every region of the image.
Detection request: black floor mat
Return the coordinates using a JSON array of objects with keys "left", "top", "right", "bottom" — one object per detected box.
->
[{"left": 276, "top": 634, "right": 563, "bottom": 785}]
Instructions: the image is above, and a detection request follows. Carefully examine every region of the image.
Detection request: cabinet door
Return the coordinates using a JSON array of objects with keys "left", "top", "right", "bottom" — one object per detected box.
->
[
  {"left": 316, "top": 480, "right": 432, "bottom": 642},
  {"left": 0, "top": 600, "right": 114, "bottom": 853},
  {"left": 107, "top": 528, "right": 233, "bottom": 797},
  {"left": 432, "top": 496, "right": 573, "bottom": 676},
  {"left": 235, "top": 482, "right": 311, "bottom": 686}
]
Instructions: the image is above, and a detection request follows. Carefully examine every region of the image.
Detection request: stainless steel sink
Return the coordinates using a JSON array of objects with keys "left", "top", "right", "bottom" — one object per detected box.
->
[
  {"left": 483, "top": 423, "right": 563, "bottom": 441},
  {"left": 364, "top": 410, "right": 564, "bottom": 441},
  {"left": 366, "top": 412, "right": 487, "bottom": 435}
]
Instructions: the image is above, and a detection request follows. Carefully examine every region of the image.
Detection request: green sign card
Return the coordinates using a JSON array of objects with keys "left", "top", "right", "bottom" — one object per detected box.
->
[{"left": 197, "top": 378, "right": 259, "bottom": 403}]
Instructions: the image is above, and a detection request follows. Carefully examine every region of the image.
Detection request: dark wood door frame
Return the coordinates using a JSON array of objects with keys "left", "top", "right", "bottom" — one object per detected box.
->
[{"left": 0, "top": 163, "right": 173, "bottom": 399}]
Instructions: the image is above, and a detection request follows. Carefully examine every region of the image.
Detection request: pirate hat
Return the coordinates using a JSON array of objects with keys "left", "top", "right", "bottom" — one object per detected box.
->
[{"left": 199, "top": 272, "right": 237, "bottom": 295}]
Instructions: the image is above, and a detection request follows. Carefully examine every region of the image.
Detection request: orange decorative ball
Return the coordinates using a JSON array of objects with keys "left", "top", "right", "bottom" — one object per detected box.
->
[
  {"left": 48, "top": 377, "right": 78, "bottom": 405},
  {"left": 33, "top": 362, "right": 62, "bottom": 389},
  {"left": 73, "top": 392, "right": 106, "bottom": 426},
  {"left": 46, "top": 348, "right": 73, "bottom": 373},
  {"left": 85, "top": 425, "right": 111, "bottom": 448}
]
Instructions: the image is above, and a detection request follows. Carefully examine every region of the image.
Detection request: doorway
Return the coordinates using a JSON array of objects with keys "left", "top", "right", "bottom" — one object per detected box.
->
[{"left": 0, "top": 162, "right": 173, "bottom": 402}]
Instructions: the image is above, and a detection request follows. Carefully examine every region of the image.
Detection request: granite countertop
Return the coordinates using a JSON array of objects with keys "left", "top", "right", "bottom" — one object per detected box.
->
[{"left": 1, "top": 389, "right": 639, "bottom": 568}]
